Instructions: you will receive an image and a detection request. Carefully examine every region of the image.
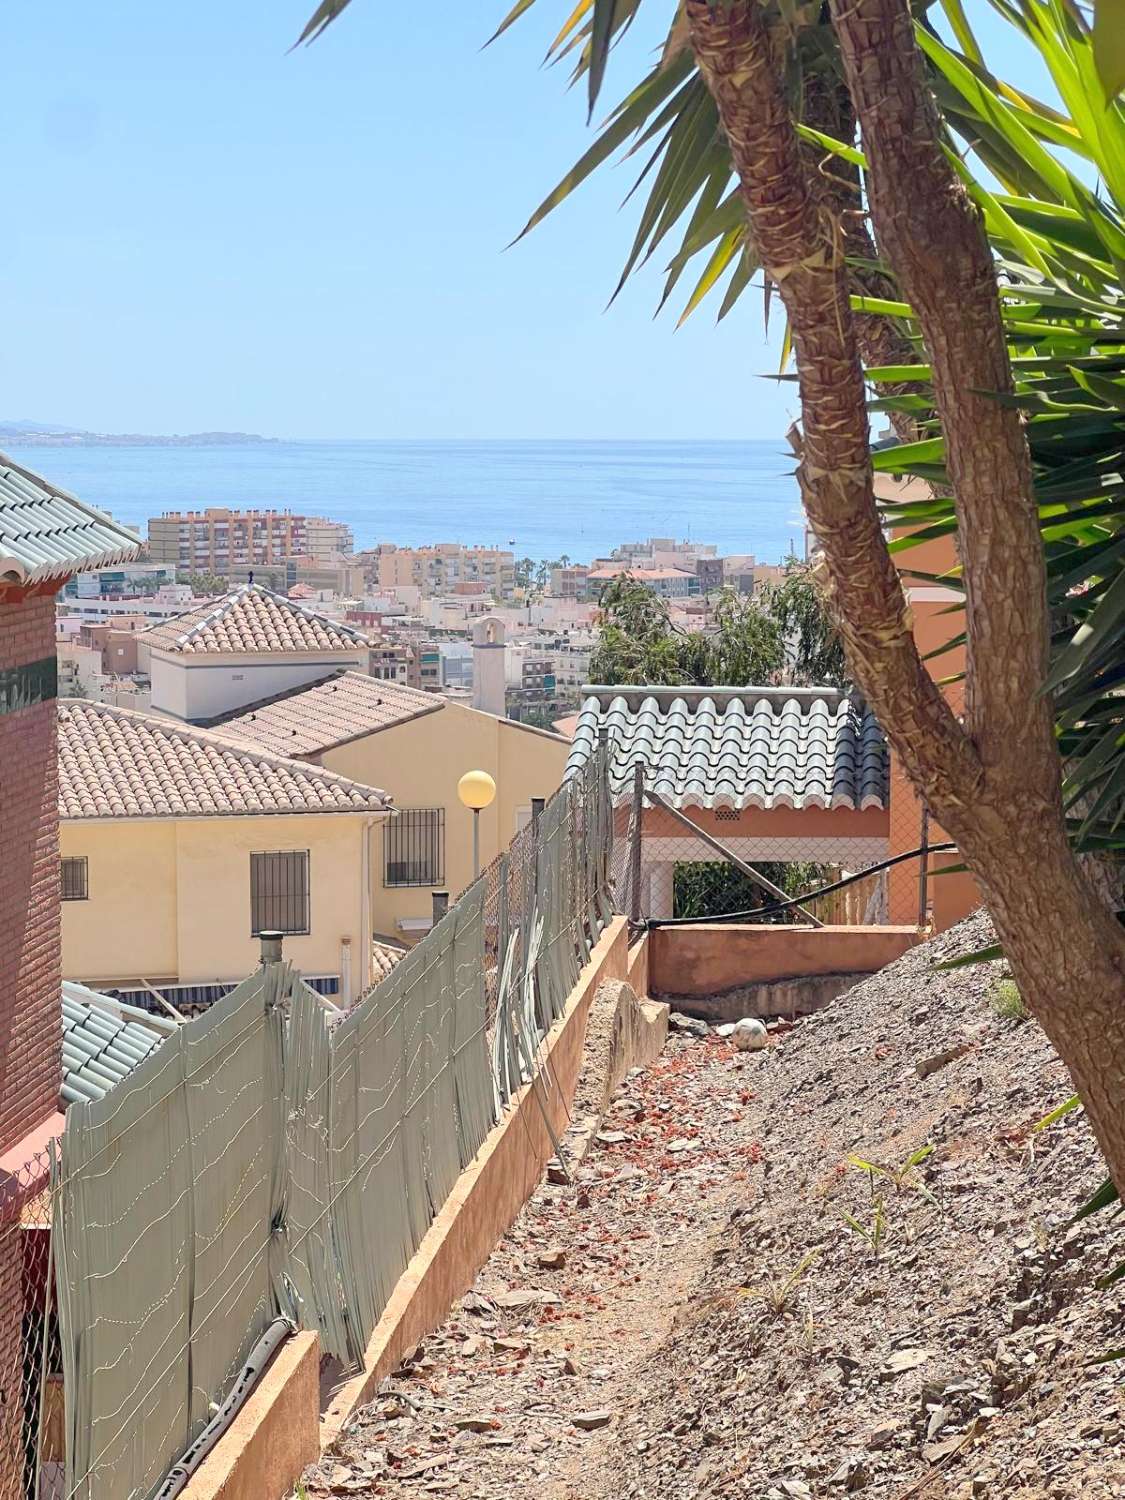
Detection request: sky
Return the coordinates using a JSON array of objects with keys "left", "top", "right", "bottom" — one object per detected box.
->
[
  {"left": 1, "top": 3, "right": 1047, "bottom": 443},
  {"left": 1, "top": 1, "right": 799, "bottom": 441}
]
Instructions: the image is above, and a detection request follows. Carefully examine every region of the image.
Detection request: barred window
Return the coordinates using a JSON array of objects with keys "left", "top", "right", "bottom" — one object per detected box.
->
[
  {"left": 250, "top": 850, "right": 310, "bottom": 935},
  {"left": 61, "top": 856, "right": 88, "bottom": 902},
  {"left": 384, "top": 809, "right": 445, "bottom": 887}
]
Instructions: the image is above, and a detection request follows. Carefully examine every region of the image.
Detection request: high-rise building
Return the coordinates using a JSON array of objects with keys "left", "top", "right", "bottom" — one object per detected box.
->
[
  {"left": 375, "top": 543, "right": 516, "bottom": 600},
  {"left": 147, "top": 508, "right": 353, "bottom": 576}
]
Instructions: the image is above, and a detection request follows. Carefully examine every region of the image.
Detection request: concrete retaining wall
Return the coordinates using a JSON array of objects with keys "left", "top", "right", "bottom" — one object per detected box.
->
[
  {"left": 666, "top": 971, "right": 870, "bottom": 1023},
  {"left": 648, "top": 923, "right": 920, "bottom": 1000}
]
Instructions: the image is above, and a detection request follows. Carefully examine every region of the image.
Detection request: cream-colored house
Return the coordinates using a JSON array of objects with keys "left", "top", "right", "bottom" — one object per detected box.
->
[
  {"left": 58, "top": 699, "right": 390, "bottom": 1002},
  {"left": 220, "top": 671, "right": 570, "bottom": 941},
  {"left": 139, "top": 583, "right": 370, "bottom": 724}
]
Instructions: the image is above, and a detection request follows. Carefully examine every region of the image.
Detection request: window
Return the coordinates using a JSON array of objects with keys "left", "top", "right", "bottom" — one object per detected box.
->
[
  {"left": 61, "top": 857, "right": 88, "bottom": 901},
  {"left": 250, "top": 850, "right": 310, "bottom": 935},
  {"left": 384, "top": 809, "right": 445, "bottom": 887}
]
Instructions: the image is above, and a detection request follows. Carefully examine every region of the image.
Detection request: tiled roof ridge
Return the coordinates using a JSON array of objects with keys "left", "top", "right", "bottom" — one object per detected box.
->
[
  {"left": 58, "top": 698, "right": 391, "bottom": 812},
  {"left": 142, "top": 583, "right": 371, "bottom": 655},
  {"left": 582, "top": 683, "right": 851, "bottom": 710},
  {"left": 172, "top": 582, "right": 368, "bottom": 650}
]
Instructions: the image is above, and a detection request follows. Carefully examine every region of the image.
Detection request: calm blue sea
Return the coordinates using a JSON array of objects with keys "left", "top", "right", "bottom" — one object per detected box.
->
[{"left": 3, "top": 439, "right": 805, "bottom": 563}]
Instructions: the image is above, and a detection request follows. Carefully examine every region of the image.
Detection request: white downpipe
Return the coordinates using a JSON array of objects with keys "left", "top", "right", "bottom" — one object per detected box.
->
[{"left": 360, "top": 817, "right": 377, "bottom": 995}]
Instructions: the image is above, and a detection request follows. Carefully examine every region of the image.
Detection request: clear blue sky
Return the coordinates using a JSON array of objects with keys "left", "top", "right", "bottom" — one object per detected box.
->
[
  {"left": 0, "top": 2, "right": 799, "bottom": 441},
  {"left": 2, "top": 3, "right": 1044, "bottom": 442}
]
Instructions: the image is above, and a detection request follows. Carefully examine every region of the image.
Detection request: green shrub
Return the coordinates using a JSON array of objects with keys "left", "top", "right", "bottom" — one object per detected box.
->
[{"left": 991, "top": 978, "right": 1028, "bottom": 1023}]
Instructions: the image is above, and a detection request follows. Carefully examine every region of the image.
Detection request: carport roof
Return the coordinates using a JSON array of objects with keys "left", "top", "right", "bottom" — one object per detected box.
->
[{"left": 565, "top": 685, "right": 888, "bottom": 812}]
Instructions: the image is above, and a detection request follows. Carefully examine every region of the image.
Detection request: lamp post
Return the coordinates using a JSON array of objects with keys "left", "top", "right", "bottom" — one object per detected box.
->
[{"left": 458, "top": 770, "right": 497, "bottom": 881}]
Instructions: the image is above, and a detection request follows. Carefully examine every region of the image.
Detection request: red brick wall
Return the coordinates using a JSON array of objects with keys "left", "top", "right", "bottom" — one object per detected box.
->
[{"left": 0, "top": 587, "right": 61, "bottom": 1153}]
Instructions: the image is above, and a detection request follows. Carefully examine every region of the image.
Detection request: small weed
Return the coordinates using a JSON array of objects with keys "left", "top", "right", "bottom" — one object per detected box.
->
[
  {"left": 740, "top": 1246, "right": 821, "bottom": 1316},
  {"left": 797, "top": 1292, "right": 818, "bottom": 1360},
  {"left": 991, "top": 977, "right": 1028, "bottom": 1023},
  {"left": 848, "top": 1144, "right": 938, "bottom": 1204},
  {"left": 840, "top": 1196, "right": 890, "bottom": 1258}
]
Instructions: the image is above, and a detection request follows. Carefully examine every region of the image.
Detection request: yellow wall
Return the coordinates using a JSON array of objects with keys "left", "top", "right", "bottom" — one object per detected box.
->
[
  {"left": 60, "top": 813, "right": 376, "bottom": 996},
  {"left": 61, "top": 821, "right": 180, "bottom": 981},
  {"left": 320, "top": 702, "right": 569, "bottom": 939}
]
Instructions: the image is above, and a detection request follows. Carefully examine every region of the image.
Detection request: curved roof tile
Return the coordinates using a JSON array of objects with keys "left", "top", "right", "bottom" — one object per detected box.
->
[{"left": 564, "top": 684, "right": 888, "bottom": 812}]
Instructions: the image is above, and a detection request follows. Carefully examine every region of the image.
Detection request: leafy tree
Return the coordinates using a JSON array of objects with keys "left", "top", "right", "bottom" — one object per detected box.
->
[
  {"left": 299, "top": 0, "right": 1125, "bottom": 1186},
  {"left": 513, "top": 556, "right": 536, "bottom": 591},
  {"left": 764, "top": 562, "right": 849, "bottom": 688},
  {"left": 182, "top": 571, "right": 228, "bottom": 595},
  {"left": 590, "top": 572, "right": 835, "bottom": 688},
  {"left": 590, "top": 575, "right": 786, "bottom": 685}
]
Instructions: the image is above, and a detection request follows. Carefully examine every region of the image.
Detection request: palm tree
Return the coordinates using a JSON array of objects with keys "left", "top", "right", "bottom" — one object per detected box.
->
[{"left": 296, "top": 0, "right": 1125, "bottom": 1187}]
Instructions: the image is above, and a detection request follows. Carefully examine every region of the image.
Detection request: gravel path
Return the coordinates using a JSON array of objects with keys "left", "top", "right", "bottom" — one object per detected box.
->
[{"left": 301, "top": 1028, "right": 764, "bottom": 1498}]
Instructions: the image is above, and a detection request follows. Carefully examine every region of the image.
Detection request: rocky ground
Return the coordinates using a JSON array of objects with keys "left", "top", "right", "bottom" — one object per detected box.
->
[{"left": 300, "top": 911, "right": 1125, "bottom": 1499}]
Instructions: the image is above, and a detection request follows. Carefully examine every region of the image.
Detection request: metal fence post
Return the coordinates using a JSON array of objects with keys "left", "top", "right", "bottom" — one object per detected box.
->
[
  {"left": 629, "top": 762, "right": 644, "bottom": 929},
  {"left": 917, "top": 806, "right": 930, "bottom": 929}
]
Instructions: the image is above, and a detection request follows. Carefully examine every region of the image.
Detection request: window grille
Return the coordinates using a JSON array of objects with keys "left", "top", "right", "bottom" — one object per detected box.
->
[
  {"left": 61, "top": 856, "right": 88, "bottom": 901},
  {"left": 384, "top": 809, "right": 445, "bottom": 887},
  {"left": 250, "top": 850, "right": 310, "bottom": 935}
]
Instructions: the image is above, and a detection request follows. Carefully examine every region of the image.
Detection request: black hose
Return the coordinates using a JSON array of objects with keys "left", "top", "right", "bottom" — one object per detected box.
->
[
  {"left": 646, "top": 841, "right": 957, "bottom": 928},
  {"left": 152, "top": 1316, "right": 295, "bottom": 1498}
]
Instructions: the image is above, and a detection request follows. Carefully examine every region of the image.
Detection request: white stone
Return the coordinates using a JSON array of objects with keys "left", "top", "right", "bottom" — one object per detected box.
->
[{"left": 733, "top": 1018, "right": 768, "bottom": 1051}]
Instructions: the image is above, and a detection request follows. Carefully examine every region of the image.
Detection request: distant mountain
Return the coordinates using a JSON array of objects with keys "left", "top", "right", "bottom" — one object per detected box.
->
[
  {"left": 0, "top": 419, "right": 81, "bottom": 436},
  {"left": 0, "top": 421, "right": 276, "bottom": 447}
]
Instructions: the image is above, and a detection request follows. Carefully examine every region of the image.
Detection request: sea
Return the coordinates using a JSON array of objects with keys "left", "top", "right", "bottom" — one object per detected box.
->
[{"left": 2, "top": 438, "right": 805, "bottom": 564}]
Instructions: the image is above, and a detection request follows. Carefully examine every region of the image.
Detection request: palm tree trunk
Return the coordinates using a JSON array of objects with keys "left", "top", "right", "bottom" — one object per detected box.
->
[{"left": 684, "top": 0, "right": 1125, "bottom": 1184}]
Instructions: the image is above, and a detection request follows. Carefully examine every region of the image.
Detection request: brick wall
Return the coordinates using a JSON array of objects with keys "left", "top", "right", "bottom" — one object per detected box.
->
[{"left": 0, "top": 586, "right": 61, "bottom": 1153}]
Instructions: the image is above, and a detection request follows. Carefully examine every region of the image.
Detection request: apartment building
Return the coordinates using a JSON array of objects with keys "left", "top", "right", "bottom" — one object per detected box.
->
[
  {"left": 548, "top": 564, "right": 590, "bottom": 599},
  {"left": 595, "top": 537, "right": 718, "bottom": 572},
  {"left": 375, "top": 542, "right": 516, "bottom": 600},
  {"left": 305, "top": 515, "right": 356, "bottom": 562},
  {"left": 586, "top": 565, "right": 699, "bottom": 600},
  {"left": 147, "top": 508, "right": 352, "bottom": 575},
  {"left": 369, "top": 637, "right": 413, "bottom": 683}
]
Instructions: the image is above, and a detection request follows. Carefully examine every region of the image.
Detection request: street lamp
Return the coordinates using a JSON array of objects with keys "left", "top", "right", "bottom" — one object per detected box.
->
[{"left": 458, "top": 770, "right": 496, "bottom": 880}]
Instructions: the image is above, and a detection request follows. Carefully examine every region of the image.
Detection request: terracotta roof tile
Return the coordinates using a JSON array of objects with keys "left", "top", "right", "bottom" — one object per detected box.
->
[
  {"left": 565, "top": 685, "right": 888, "bottom": 812},
  {"left": 140, "top": 584, "right": 369, "bottom": 656},
  {"left": 219, "top": 671, "right": 444, "bottom": 757},
  {"left": 58, "top": 700, "right": 390, "bottom": 820}
]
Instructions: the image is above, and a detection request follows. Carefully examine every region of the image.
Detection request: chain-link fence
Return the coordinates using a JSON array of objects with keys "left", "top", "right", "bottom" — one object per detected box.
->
[
  {"left": 0, "top": 1147, "right": 59, "bottom": 1500},
  {"left": 612, "top": 764, "right": 933, "bottom": 929},
  {"left": 21, "top": 749, "right": 613, "bottom": 1500}
]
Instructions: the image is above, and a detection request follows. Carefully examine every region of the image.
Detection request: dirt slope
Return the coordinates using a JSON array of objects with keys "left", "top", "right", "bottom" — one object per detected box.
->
[
  {"left": 304, "top": 912, "right": 1125, "bottom": 1499},
  {"left": 597, "top": 910, "right": 1125, "bottom": 1500}
]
